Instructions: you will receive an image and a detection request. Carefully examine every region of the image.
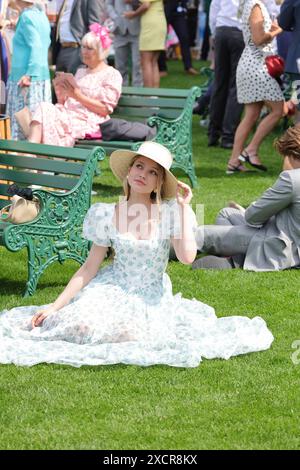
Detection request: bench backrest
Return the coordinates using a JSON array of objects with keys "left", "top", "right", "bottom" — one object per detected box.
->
[
  {"left": 114, "top": 86, "right": 191, "bottom": 121},
  {"left": 0, "top": 139, "right": 94, "bottom": 210}
]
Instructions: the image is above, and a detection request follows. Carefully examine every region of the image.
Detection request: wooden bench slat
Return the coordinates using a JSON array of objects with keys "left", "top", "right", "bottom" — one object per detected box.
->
[
  {"left": 75, "top": 141, "right": 133, "bottom": 154},
  {"left": 0, "top": 182, "right": 11, "bottom": 194},
  {"left": 0, "top": 168, "right": 78, "bottom": 190},
  {"left": 0, "top": 154, "right": 83, "bottom": 175},
  {"left": 117, "top": 97, "right": 187, "bottom": 108},
  {"left": 0, "top": 199, "right": 8, "bottom": 210},
  {"left": 114, "top": 107, "right": 180, "bottom": 120},
  {"left": 122, "top": 87, "right": 190, "bottom": 98},
  {"left": 0, "top": 139, "right": 93, "bottom": 161}
]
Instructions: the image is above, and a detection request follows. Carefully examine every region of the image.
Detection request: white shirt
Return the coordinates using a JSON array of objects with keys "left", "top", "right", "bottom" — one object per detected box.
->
[
  {"left": 263, "top": 0, "right": 281, "bottom": 18},
  {"left": 209, "top": 0, "right": 241, "bottom": 36},
  {"left": 59, "top": 0, "right": 77, "bottom": 43}
]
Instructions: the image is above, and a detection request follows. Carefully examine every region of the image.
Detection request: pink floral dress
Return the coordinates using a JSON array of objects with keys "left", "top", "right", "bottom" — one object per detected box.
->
[{"left": 32, "top": 66, "right": 123, "bottom": 147}]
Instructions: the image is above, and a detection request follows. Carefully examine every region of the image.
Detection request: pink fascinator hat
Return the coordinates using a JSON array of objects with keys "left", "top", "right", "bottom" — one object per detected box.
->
[{"left": 89, "top": 23, "right": 112, "bottom": 51}]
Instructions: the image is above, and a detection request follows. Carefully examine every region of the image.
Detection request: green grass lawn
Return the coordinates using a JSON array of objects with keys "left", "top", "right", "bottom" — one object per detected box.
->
[{"left": 0, "top": 61, "right": 300, "bottom": 450}]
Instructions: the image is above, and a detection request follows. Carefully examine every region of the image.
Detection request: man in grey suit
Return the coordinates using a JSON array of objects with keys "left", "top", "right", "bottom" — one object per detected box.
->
[
  {"left": 193, "top": 126, "right": 300, "bottom": 271},
  {"left": 106, "top": 0, "right": 143, "bottom": 86},
  {"left": 56, "top": 0, "right": 107, "bottom": 74}
]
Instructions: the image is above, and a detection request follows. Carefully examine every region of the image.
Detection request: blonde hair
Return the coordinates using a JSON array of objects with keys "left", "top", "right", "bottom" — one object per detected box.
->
[
  {"left": 81, "top": 32, "right": 110, "bottom": 61},
  {"left": 274, "top": 126, "right": 300, "bottom": 161},
  {"left": 122, "top": 156, "right": 165, "bottom": 204}
]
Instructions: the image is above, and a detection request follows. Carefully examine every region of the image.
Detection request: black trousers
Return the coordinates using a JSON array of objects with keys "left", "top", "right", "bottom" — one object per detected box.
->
[
  {"left": 56, "top": 46, "right": 82, "bottom": 74},
  {"left": 159, "top": 13, "right": 192, "bottom": 71},
  {"left": 208, "top": 27, "right": 244, "bottom": 144}
]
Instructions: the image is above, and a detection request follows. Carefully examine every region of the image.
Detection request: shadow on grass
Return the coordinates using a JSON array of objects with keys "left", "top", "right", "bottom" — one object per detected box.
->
[
  {"left": 197, "top": 167, "right": 279, "bottom": 179},
  {"left": 0, "top": 278, "right": 68, "bottom": 297},
  {"left": 92, "top": 183, "right": 122, "bottom": 198}
]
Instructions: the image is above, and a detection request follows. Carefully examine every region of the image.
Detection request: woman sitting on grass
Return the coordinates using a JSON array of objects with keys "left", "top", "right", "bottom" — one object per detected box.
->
[
  {"left": 27, "top": 24, "right": 122, "bottom": 147},
  {"left": 0, "top": 142, "right": 273, "bottom": 368}
]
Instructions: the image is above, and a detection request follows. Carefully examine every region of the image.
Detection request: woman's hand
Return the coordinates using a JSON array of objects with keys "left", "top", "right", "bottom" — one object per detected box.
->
[
  {"left": 123, "top": 11, "right": 135, "bottom": 19},
  {"left": 18, "top": 75, "right": 31, "bottom": 87},
  {"left": 53, "top": 79, "right": 68, "bottom": 103},
  {"left": 58, "top": 79, "right": 80, "bottom": 100},
  {"left": 176, "top": 181, "right": 193, "bottom": 206},
  {"left": 269, "top": 21, "right": 282, "bottom": 38},
  {"left": 31, "top": 306, "right": 56, "bottom": 328}
]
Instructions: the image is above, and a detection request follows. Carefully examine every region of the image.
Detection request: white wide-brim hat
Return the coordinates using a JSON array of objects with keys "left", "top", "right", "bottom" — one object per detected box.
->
[{"left": 110, "top": 141, "right": 178, "bottom": 199}]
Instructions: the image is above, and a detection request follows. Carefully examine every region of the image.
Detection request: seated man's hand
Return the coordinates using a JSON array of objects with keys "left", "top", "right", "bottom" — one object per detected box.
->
[{"left": 228, "top": 201, "right": 245, "bottom": 212}]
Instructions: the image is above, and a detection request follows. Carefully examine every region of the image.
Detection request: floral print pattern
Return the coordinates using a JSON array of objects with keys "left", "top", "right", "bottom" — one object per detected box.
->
[{"left": 0, "top": 201, "right": 274, "bottom": 368}]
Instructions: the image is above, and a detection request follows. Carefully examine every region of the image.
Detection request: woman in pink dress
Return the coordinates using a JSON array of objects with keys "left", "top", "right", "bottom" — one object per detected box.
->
[{"left": 28, "top": 23, "right": 122, "bottom": 147}]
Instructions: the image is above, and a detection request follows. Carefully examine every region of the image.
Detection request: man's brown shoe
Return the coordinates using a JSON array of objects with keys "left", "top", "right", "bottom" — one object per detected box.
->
[{"left": 186, "top": 67, "right": 199, "bottom": 76}]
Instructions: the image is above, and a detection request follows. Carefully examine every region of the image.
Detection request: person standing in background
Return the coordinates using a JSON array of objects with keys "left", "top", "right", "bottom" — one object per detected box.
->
[
  {"left": 106, "top": 0, "right": 143, "bottom": 86},
  {"left": 278, "top": 0, "right": 300, "bottom": 123},
  {"left": 6, "top": 0, "right": 51, "bottom": 140},
  {"left": 226, "top": 0, "right": 284, "bottom": 174},
  {"left": 55, "top": 0, "right": 107, "bottom": 74},
  {"left": 161, "top": 0, "right": 199, "bottom": 75},
  {"left": 207, "top": 0, "right": 244, "bottom": 149},
  {"left": 124, "top": 0, "right": 167, "bottom": 87}
]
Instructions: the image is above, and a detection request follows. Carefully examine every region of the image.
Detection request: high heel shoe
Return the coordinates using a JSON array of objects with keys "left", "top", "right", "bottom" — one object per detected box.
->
[
  {"left": 239, "top": 150, "right": 267, "bottom": 172},
  {"left": 226, "top": 163, "right": 248, "bottom": 175}
]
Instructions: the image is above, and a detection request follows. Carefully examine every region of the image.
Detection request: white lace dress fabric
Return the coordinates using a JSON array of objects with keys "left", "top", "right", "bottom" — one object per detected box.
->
[
  {"left": 236, "top": 0, "right": 283, "bottom": 103},
  {"left": 0, "top": 201, "right": 274, "bottom": 368}
]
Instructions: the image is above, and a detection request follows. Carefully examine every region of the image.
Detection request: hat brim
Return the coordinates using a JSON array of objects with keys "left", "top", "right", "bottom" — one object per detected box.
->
[{"left": 110, "top": 149, "right": 178, "bottom": 199}]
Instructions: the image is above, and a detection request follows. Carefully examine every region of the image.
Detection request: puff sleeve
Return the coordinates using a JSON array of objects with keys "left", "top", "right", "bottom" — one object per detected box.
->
[
  {"left": 82, "top": 203, "right": 113, "bottom": 247},
  {"left": 161, "top": 199, "right": 198, "bottom": 239}
]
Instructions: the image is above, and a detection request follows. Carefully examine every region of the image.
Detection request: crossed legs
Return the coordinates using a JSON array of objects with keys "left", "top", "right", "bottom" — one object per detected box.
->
[{"left": 195, "top": 207, "right": 259, "bottom": 268}]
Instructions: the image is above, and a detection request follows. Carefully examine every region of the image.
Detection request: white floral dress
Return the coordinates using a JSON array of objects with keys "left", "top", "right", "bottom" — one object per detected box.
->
[
  {"left": 0, "top": 201, "right": 274, "bottom": 368},
  {"left": 236, "top": 0, "right": 283, "bottom": 104}
]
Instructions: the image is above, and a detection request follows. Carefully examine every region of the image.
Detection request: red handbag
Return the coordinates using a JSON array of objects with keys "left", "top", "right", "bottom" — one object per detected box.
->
[{"left": 265, "top": 55, "right": 285, "bottom": 78}]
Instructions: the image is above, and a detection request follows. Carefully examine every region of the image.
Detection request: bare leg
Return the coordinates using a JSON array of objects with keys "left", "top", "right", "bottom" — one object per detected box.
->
[
  {"left": 28, "top": 121, "right": 42, "bottom": 144},
  {"left": 141, "top": 51, "right": 154, "bottom": 87},
  {"left": 244, "top": 100, "right": 284, "bottom": 165},
  {"left": 152, "top": 51, "right": 160, "bottom": 88},
  {"left": 227, "top": 102, "right": 263, "bottom": 168}
]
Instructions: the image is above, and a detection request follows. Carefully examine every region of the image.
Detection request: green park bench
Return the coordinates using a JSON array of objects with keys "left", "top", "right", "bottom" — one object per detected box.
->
[
  {"left": 76, "top": 85, "right": 201, "bottom": 188},
  {"left": 0, "top": 139, "right": 104, "bottom": 296}
]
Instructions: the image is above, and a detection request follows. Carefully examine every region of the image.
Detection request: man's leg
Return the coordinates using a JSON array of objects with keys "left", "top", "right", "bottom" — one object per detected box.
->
[
  {"left": 114, "top": 41, "right": 130, "bottom": 87},
  {"left": 170, "top": 15, "right": 193, "bottom": 71},
  {"left": 221, "top": 29, "right": 244, "bottom": 147},
  {"left": 130, "top": 37, "right": 143, "bottom": 87},
  {"left": 215, "top": 207, "right": 246, "bottom": 226},
  {"left": 195, "top": 207, "right": 258, "bottom": 268},
  {"left": 208, "top": 27, "right": 230, "bottom": 145}
]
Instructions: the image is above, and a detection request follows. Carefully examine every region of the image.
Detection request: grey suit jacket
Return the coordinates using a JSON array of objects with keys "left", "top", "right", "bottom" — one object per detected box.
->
[
  {"left": 106, "top": 0, "right": 140, "bottom": 38},
  {"left": 69, "top": 0, "right": 107, "bottom": 43},
  {"left": 243, "top": 169, "right": 300, "bottom": 271},
  {"left": 278, "top": 0, "right": 300, "bottom": 74}
]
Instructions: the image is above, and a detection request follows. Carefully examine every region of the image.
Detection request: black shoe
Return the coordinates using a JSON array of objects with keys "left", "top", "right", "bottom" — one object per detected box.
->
[
  {"left": 239, "top": 150, "right": 267, "bottom": 172},
  {"left": 193, "top": 103, "right": 205, "bottom": 115},
  {"left": 192, "top": 256, "right": 235, "bottom": 270},
  {"left": 221, "top": 141, "right": 233, "bottom": 149},
  {"left": 208, "top": 136, "right": 220, "bottom": 147}
]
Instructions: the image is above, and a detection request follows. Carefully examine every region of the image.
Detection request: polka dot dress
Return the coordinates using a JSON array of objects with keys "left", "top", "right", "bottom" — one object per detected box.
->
[{"left": 237, "top": 0, "right": 284, "bottom": 104}]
